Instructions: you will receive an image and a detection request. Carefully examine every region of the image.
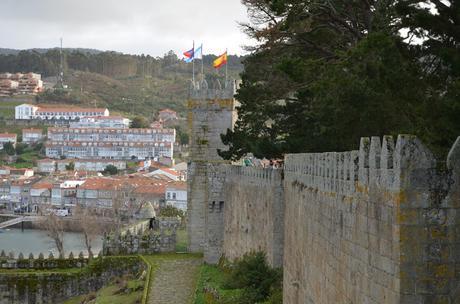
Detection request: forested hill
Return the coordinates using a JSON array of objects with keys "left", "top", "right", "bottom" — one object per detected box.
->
[{"left": 0, "top": 49, "right": 244, "bottom": 117}]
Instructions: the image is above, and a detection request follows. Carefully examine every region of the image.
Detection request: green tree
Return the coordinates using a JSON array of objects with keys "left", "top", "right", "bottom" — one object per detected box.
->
[
  {"left": 102, "top": 164, "right": 118, "bottom": 175},
  {"left": 219, "top": 0, "right": 459, "bottom": 160},
  {"left": 15, "top": 143, "right": 28, "bottom": 155},
  {"left": 394, "top": 0, "right": 460, "bottom": 156},
  {"left": 2, "top": 142, "right": 15, "bottom": 156},
  {"left": 65, "top": 162, "right": 75, "bottom": 171},
  {"left": 130, "top": 116, "right": 149, "bottom": 128},
  {"left": 159, "top": 205, "right": 184, "bottom": 218},
  {"left": 174, "top": 125, "right": 189, "bottom": 145}
]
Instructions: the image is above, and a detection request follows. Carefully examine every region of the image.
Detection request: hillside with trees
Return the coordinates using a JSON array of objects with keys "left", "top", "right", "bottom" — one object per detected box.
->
[{"left": 0, "top": 49, "right": 244, "bottom": 117}]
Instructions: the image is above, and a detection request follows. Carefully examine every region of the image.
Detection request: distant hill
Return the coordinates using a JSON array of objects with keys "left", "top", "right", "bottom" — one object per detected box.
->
[
  {"left": 0, "top": 48, "right": 104, "bottom": 55},
  {"left": 0, "top": 49, "right": 244, "bottom": 118}
]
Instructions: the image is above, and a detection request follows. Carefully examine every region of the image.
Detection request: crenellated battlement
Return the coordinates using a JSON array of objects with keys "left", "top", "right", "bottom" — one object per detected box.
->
[
  {"left": 0, "top": 250, "right": 91, "bottom": 270},
  {"left": 189, "top": 79, "right": 237, "bottom": 100},
  {"left": 284, "top": 135, "right": 439, "bottom": 194},
  {"left": 283, "top": 134, "right": 460, "bottom": 304},
  {"left": 225, "top": 165, "right": 283, "bottom": 186}
]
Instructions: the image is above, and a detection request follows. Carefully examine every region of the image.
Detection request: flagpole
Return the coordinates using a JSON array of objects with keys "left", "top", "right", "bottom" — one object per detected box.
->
[
  {"left": 225, "top": 48, "right": 228, "bottom": 87},
  {"left": 192, "top": 40, "right": 195, "bottom": 84},
  {"left": 201, "top": 44, "right": 204, "bottom": 83}
]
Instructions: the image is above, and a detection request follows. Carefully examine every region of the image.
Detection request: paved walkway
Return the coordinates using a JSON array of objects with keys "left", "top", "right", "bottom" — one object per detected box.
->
[{"left": 148, "top": 256, "right": 202, "bottom": 304}]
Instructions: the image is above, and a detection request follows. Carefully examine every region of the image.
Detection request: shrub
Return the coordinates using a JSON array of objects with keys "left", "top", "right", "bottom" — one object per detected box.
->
[
  {"left": 102, "top": 164, "right": 118, "bottom": 175},
  {"left": 223, "top": 252, "right": 282, "bottom": 304},
  {"left": 159, "top": 205, "right": 184, "bottom": 218}
]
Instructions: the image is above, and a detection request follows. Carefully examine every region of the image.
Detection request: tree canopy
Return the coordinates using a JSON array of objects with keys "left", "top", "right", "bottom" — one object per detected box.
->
[
  {"left": 103, "top": 164, "right": 119, "bottom": 175},
  {"left": 219, "top": 0, "right": 460, "bottom": 160},
  {"left": 130, "top": 116, "right": 149, "bottom": 128}
]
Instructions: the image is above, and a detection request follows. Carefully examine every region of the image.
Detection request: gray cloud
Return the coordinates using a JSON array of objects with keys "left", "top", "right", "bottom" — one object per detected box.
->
[{"left": 0, "top": 0, "right": 251, "bottom": 56}]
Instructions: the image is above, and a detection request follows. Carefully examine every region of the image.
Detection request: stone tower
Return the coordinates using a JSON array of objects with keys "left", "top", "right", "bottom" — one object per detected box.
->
[{"left": 187, "top": 79, "right": 237, "bottom": 263}]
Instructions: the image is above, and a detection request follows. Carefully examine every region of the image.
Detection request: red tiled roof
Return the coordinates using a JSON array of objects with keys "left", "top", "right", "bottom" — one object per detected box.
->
[
  {"left": 36, "top": 106, "right": 107, "bottom": 113},
  {"left": 167, "top": 181, "right": 187, "bottom": 190},
  {"left": 79, "top": 176, "right": 169, "bottom": 195},
  {"left": 31, "top": 182, "right": 53, "bottom": 189},
  {"left": 159, "top": 108, "right": 176, "bottom": 113},
  {"left": 22, "top": 128, "right": 43, "bottom": 133},
  {"left": 37, "top": 158, "right": 55, "bottom": 163},
  {"left": 0, "top": 133, "right": 17, "bottom": 138}
]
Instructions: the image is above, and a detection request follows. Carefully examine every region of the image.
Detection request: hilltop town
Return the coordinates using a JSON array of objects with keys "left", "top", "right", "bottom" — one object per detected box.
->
[{"left": 0, "top": 86, "right": 188, "bottom": 218}]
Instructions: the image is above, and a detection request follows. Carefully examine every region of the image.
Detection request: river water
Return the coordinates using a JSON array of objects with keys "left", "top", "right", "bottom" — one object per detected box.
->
[{"left": 0, "top": 228, "right": 103, "bottom": 257}]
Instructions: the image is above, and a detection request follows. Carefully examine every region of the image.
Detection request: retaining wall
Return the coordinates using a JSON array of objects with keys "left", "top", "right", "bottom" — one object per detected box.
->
[{"left": 0, "top": 256, "right": 145, "bottom": 304}]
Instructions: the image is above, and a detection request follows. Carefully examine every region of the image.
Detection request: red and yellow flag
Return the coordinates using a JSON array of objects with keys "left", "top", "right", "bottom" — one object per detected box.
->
[{"left": 213, "top": 51, "right": 228, "bottom": 69}]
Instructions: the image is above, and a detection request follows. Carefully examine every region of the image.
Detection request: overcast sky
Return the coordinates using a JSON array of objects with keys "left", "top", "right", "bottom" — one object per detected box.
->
[{"left": 0, "top": 0, "right": 251, "bottom": 57}]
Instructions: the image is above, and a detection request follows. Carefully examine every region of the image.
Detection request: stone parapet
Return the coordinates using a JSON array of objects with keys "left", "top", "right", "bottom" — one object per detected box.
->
[{"left": 283, "top": 135, "right": 460, "bottom": 304}]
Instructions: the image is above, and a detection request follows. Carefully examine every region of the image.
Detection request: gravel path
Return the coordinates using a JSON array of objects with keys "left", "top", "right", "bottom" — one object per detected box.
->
[{"left": 148, "top": 256, "right": 202, "bottom": 304}]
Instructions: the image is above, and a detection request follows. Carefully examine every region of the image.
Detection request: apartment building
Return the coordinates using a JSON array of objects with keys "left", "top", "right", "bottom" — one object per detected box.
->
[
  {"left": 0, "top": 73, "right": 43, "bottom": 95},
  {"left": 37, "top": 158, "right": 127, "bottom": 173},
  {"left": 22, "top": 128, "right": 44, "bottom": 144},
  {"left": 69, "top": 116, "right": 131, "bottom": 129},
  {"left": 15, "top": 104, "right": 109, "bottom": 120},
  {"left": 47, "top": 127, "right": 175, "bottom": 143},
  {"left": 0, "top": 79, "right": 19, "bottom": 96},
  {"left": 45, "top": 127, "right": 175, "bottom": 160}
]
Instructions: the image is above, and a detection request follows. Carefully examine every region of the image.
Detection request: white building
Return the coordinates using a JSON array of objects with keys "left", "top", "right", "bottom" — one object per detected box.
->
[
  {"left": 69, "top": 116, "right": 131, "bottom": 129},
  {"left": 15, "top": 104, "right": 109, "bottom": 121},
  {"left": 46, "top": 141, "right": 173, "bottom": 160},
  {"left": 51, "top": 180, "right": 85, "bottom": 207},
  {"left": 165, "top": 182, "right": 187, "bottom": 211},
  {"left": 45, "top": 127, "right": 175, "bottom": 160},
  {"left": 15, "top": 104, "right": 39, "bottom": 120},
  {"left": 22, "top": 128, "right": 44, "bottom": 144},
  {"left": 37, "top": 159, "right": 56, "bottom": 173},
  {"left": 47, "top": 127, "right": 175, "bottom": 143},
  {"left": 57, "top": 159, "right": 126, "bottom": 172},
  {"left": 0, "top": 133, "right": 17, "bottom": 149}
]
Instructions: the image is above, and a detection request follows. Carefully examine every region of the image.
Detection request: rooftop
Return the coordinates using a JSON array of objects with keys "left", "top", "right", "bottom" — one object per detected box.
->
[
  {"left": 166, "top": 181, "right": 187, "bottom": 191},
  {"left": 159, "top": 108, "right": 177, "bottom": 113},
  {"left": 0, "top": 133, "right": 17, "bottom": 138},
  {"left": 36, "top": 106, "right": 108, "bottom": 113},
  {"left": 22, "top": 128, "right": 43, "bottom": 133}
]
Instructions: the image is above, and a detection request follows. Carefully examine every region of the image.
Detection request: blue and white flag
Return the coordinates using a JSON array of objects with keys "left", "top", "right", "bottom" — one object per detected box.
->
[{"left": 194, "top": 44, "right": 203, "bottom": 60}]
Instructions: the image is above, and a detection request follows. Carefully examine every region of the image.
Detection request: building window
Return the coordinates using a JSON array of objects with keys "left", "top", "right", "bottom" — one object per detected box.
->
[
  {"left": 172, "top": 193, "right": 176, "bottom": 200},
  {"left": 167, "top": 192, "right": 171, "bottom": 199}
]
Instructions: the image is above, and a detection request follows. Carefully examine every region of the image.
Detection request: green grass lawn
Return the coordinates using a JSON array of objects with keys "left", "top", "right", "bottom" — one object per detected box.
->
[
  {"left": 193, "top": 264, "right": 242, "bottom": 304},
  {"left": 63, "top": 277, "right": 144, "bottom": 304}
]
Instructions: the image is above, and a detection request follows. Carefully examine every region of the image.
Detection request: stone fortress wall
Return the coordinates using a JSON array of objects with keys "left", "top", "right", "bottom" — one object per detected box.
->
[
  {"left": 222, "top": 165, "right": 284, "bottom": 267},
  {"left": 283, "top": 135, "right": 460, "bottom": 303},
  {"left": 187, "top": 81, "right": 460, "bottom": 303}
]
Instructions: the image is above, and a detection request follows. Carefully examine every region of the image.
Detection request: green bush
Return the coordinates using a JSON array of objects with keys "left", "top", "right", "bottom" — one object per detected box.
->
[
  {"left": 223, "top": 252, "right": 282, "bottom": 304},
  {"left": 159, "top": 205, "right": 184, "bottom": 218},
  {"left": 103, "top": 164, "right": 119, "bottom": 175}
]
